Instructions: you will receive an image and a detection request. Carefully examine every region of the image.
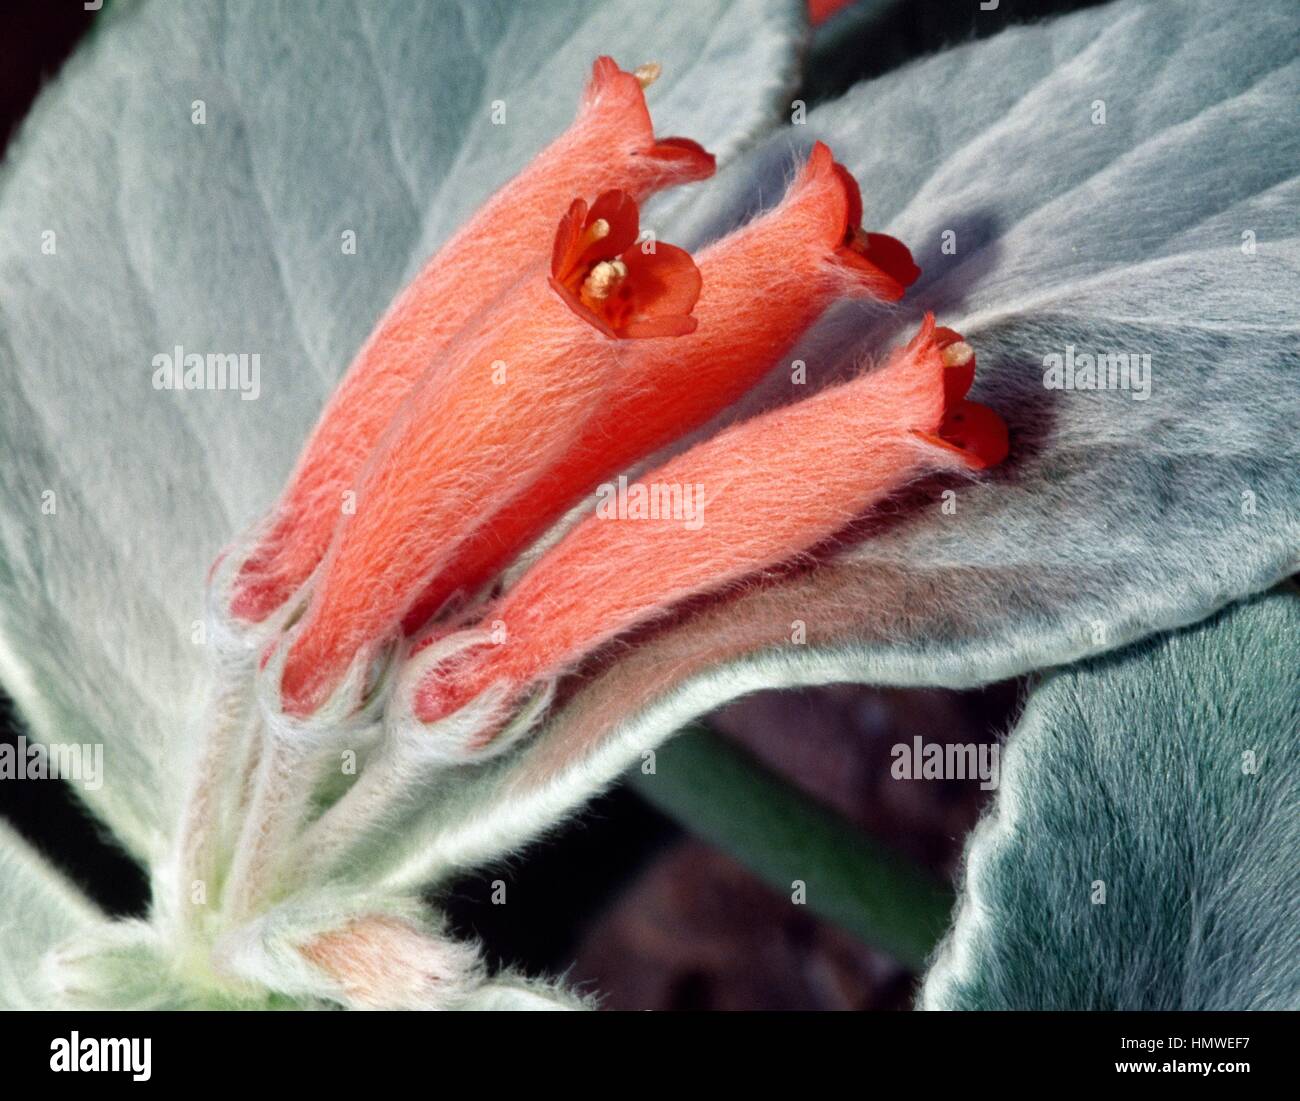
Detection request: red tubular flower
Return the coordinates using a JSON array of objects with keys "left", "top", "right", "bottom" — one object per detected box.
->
[
  {"left": 399, "top": 141, "right": 919, "bottom": 635},
  {"left": 410, "top": 314, "right": 1007, "bottom": 730},
  {"left": 228, "top": 57, "right": 714, "bottom": 624},
  {"left": 276, "top": 193, "right": 703, "bottom": 717}
]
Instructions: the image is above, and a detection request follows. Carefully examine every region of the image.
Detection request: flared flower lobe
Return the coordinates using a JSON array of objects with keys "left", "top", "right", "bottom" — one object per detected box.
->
[
  {"left": 549, "top": 190, "right": 702, "bottom": 337},
  {"left": 828, "top": 159, "right": 920, "bottom": 296},
  {"left": 913, "top": 326, "right": 1010, "bottom": 469}
]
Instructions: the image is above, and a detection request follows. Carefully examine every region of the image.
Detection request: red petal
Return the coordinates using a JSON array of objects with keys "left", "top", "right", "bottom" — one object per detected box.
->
[
  {"left": 826, "top": 148, "right": 920, "bottom": 298},
  {"left": 547, "top": 276, "right": 617, "bottom": 338},
  {"left": 621, "top": 314, "right": 699, "bottom": 338},
  {"left": 913, "top": 400, "right": 1009, "bottom": 470},
  {"left": 551, "top": 191, "right": 640, "bottom": 284},
  {"left": 856, "top": 232, "right": 921, "bottom": 291},
  {"left": 582, "top": 189, "right": 640, "bottom": 263},
  {"left": 616, "top": 241, "right": 702, "bottom": 334},
  {"left": 550, "top": 197, "right": 589, "bottom": 282},
  {"left": 586, "top": 55, "right": 623, "bottom": 93},
  {"left": 644, "top": 137, "right": 716, "bottom": 180}
]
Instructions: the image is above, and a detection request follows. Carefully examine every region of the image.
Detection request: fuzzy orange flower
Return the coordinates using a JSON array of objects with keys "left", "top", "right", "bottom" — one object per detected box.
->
[
  {"left": 276, "top": 191, "right": 704, "bottom": 716},
  {"left": 228, "top": 57, "right": 714, "bottom": 624},
  {"left": 409, "top": 314, "right": 1004, "bottom": 732},
  {"left": 398, "top": 141, "right": 919, "bottom": 635},
  {"left": 213, "top": 65, "right": 1006, "bottom": 730}
]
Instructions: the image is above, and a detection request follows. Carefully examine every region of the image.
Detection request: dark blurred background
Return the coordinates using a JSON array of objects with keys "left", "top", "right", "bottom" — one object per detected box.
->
[{"left": 0, "top": 0, "right": 1103, "bottom": 1010}]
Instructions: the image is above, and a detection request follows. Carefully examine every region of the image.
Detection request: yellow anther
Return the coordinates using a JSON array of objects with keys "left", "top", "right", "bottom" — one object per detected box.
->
[
  {"left": 634, "top": 63, "right": 662, "bottom": 89},
  {"left": 581, "top": 259, "right": 629, "bottom": 301},
  {"left": 942, "top": 342, "right": 974, "bottom": 368}
]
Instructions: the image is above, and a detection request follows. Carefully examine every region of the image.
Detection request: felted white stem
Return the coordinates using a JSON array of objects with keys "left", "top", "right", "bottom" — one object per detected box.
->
[
  {"left": 167, "top": 661, "right": 255, "bottom": 938},
  {"left": 293, "top": 628, "right": 550, "bottom": 884},
  {"left": 290, "top": 733, "right": 437, "bottom": 887},
  {"left": 219, "top": 638, "right": 383, "bottom": 924},
  {"left": 163, "top": 558, "right": 292, "bottom": 944},
  {"left": 220, "top": 728, "right": 313, "bottom": 925}
]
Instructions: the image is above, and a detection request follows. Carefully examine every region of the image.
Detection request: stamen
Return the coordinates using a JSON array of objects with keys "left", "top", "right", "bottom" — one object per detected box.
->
[
  {"left": 942, "top": 342, "right": 974, "bottom": 368},
  {"left": 575, "top": 217, "right": 612, "bottom": 257},
  {"left": 634, "top": 62, "right": 662, "bottom": 89},
  {"left": 581, "top": 258, "right": 628, "bottom": 301}
]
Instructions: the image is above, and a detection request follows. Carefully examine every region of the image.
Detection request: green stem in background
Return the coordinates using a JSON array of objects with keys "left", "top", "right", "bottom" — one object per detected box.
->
[{"left": 628, "top": 725, "right": 955, "bottom": 971}]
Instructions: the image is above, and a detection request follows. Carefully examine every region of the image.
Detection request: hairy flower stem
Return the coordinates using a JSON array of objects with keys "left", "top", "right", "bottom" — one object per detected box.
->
[
  {"left": 292, "top": 740, "right": 410, "bottom": 883},
  {"left": 219, "top": 725, "right": 321, "bottom": 923},
  {"left": 165, "top": 643, "right": 263, "bottom": 945},
  {"left": 220, "top": 643, "right": 393, "bottom": 921},
  {"left": 290, "top": 637, "right": 548, "bottom": 882}
]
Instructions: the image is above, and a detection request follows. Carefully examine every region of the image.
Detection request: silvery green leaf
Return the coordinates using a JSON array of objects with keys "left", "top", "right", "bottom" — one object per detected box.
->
[
  {"left": 0, "top": 820, "right": 100, "bottom": 1008},
  {"left": 923, "top": 586, "right": 1300, "bottom": 1010},
  {"left": 369, "top": 0, "right": 1300, "bottom": 886},
  {"left": 0, "top": 0, "right": 804, "bottom": 862}
]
